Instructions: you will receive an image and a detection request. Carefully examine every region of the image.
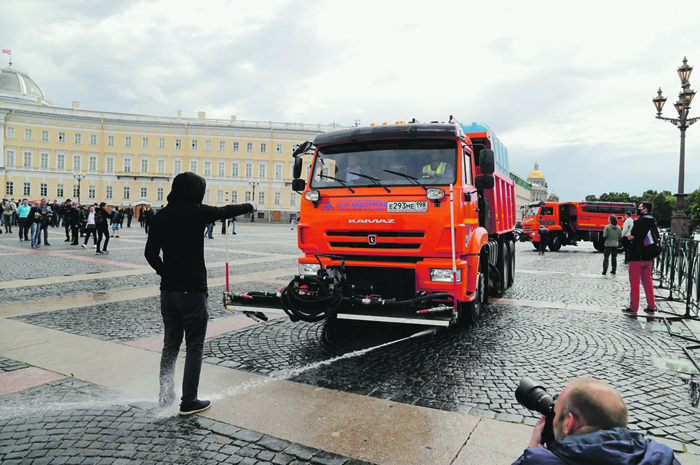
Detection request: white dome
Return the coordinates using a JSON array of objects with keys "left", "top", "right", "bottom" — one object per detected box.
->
[{"left": 0, "top": 65, "right": 52, "bottom": 105}]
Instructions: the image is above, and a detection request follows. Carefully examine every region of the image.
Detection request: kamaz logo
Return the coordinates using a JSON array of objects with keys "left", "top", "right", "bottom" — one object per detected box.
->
[{"left": 348, "top": 219, "right": 395, "bottom": 224}]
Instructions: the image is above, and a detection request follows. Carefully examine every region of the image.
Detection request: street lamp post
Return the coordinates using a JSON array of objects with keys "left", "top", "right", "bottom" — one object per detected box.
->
[
  {"left": 73, "top": 172, "right": 86, "bottom": 205},
  {"left": 249, "top": 181, "right": 259, "bottom": 222},
  {"left": 653, "top": 56, "right": 700, "bottom": 238}
]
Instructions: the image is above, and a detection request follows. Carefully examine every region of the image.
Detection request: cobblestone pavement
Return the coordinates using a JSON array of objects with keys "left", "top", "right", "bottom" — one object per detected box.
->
[
  {"left": 0, "top": 375, "right": 372, "bottom": 465},
  {"left": 2, "top": 225, "right": 700, "bottom": 460}
]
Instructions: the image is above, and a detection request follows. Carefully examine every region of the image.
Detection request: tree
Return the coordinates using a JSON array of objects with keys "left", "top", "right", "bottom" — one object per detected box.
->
[{"left": 585, "top": 194, "right": 598, "bottom": 201}]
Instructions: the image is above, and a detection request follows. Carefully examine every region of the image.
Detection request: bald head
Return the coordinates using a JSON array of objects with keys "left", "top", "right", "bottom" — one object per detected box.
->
[{"left": 560, "top": 378, "right": 628, "bottom": 432}]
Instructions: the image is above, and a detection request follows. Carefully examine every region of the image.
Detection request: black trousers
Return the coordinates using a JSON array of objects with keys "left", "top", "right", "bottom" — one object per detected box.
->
[{"left": 604, "top": 246, "right": 618, "bottom": 272}]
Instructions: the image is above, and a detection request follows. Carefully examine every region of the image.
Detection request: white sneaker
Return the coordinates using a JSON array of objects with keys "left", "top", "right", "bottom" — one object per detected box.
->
[
  {"left": 93, "top": 245, "right": 97, "bottom": 248},
  {"left": 81, "top": 244, "right": 87, "bottom": 249}
]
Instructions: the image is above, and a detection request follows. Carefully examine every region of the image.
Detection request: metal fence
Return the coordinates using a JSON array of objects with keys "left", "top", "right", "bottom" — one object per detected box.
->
[{"left": 653, "top": 234, "right": 700, "bottom": 318}]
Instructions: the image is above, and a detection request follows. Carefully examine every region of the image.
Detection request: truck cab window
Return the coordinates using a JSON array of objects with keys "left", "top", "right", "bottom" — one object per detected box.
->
[{"left": 540, "top": 207, "right": 554, "bottom": 216}]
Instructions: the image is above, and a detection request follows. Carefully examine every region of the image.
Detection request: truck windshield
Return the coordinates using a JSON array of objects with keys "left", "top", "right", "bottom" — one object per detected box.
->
[{"left": 309, "top": 139, "right": 457, "bottom": 189}]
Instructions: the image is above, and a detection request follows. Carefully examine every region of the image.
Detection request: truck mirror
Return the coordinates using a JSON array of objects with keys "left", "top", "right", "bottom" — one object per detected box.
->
[
  {"left": 292, "top": 141, "right": 313, "bottom": 158},
  {"left": 475, "top": 174, "right": 494, "bottom": 190},
  {"left": 292, "top": 178, "right": 306, "bottom": 192},
  {"left": 479, "top": 149, "right": 495, "bottom": 175},
  {"left": 293, "top": 157, "right": 304, "bottom": 179}
]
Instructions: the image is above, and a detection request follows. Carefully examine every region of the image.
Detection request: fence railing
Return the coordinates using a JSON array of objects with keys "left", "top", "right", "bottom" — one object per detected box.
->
[{"left": 653, "top": 234, "right": 700, "bottom": 318}]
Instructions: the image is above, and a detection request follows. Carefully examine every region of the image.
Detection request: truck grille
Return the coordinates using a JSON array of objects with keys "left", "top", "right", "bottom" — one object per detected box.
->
[
  {"left": 523, "top": 225, "right": 531, "bottom": 230},
  {"left": 326, "top": 230, "right": 424, "bottom": 250}
]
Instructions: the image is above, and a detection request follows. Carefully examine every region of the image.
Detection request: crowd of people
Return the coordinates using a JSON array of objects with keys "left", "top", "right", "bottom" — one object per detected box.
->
[{"left": 0, "top": 198, "right": 156, "bottom": 254}]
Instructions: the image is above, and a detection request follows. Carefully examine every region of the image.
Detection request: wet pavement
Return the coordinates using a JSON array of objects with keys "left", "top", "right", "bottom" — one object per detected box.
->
[{"left": 1, "top": 224, "right": 700, "bottom": 463}]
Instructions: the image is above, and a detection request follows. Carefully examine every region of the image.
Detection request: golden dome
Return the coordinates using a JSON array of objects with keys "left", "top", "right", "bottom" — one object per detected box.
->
[{"left": 528, "top": 161, "right": 545, "bottom": 180}]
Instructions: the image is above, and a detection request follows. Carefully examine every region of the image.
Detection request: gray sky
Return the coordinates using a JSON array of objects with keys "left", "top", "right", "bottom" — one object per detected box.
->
[{"left": 2, "top": 0, "right": 700, "bottom": 202}]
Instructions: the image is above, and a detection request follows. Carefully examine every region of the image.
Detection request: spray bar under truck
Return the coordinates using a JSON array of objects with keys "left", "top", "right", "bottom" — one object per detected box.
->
[{"left": 224, "top": 118, "right": 517, "bottom": 327}]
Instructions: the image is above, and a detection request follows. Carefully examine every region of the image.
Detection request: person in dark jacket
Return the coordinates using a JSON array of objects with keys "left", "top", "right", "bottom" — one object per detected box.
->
[
  {"left": 95, "top": 202, "right": 111, "bottom": 254},
  {"left": 144, "top": 172, "right": 256, "bottom": 416},
  {"left": 512, "top": 378, "right": 679, "bottom": 465},
  {"left": 538, "top": 225, "right": 550, "bottom": 255},
  {"left": 622, "top": 202, "right": 658, "bottom": 315}
]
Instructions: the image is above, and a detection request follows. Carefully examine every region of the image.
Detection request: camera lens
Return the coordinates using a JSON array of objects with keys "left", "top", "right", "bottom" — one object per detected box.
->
[{"left": 515, "top": 377, "right": 555, "bottom": 415}]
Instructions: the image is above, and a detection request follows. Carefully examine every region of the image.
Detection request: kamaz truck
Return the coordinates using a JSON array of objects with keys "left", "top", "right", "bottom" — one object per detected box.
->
[{"left": 225, "top": 118, "right": 517, "bottom": 327}]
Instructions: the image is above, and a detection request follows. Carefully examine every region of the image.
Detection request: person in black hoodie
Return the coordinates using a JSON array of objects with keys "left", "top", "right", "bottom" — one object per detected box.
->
[
  {"left": 145, "top": 172, "right": 257, "bottom": 415},
  {"left": 621, "top": 202, "right": 658, "bottom": 315}
]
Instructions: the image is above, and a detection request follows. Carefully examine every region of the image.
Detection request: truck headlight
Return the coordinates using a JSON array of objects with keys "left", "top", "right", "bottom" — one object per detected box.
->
[
  {"left": 299, "top": 263, "right": 321, "bottom": 276},
  {"left": 430, "top": 268, "right": 462, "bottom": 283},
  {"left": 304, "top": 190, "right": 320, "bottom": 202},
  {"left": 426, "top": 188, "right": 445, "bottom": 200}
]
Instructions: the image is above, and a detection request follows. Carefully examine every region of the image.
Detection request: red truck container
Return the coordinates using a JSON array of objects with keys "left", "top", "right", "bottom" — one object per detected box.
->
[{"left": 522, "top": 201, "right": 637, "bottom": 251}]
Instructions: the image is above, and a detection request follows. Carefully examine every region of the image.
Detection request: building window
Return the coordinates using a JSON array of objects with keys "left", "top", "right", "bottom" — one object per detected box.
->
[
  {"left": 23, "top": 151, "right": 32, "bottom": 167},
  {"left": 204, "top": 189, "right": 210, "bottom": 203},
  {"left": 290, "top": 192, "right": 297, "bottom": 206},
  {"left": 106, "top": 186, "right": 113, "bottom": 199},
  {"left": 246, "top": 142, "right": 253, "bottom": 153},
  {"left": 41, "top": 130, "right": 49, "bottom": 142},
  {"left": 159, "top": 138, "right": 165, "bottom": 149},
  {"left": 73, "top": 185, "right": 79, "bottom": 198},
  {"left": 175, "top": 139, "right": 182, "bottom": 150},
  {"left": 191, "top": 140, "right": 198, "bottom": 151},
  {"left": 157, "top": 187, "right": 164, "bottom": 201},
  {"left": 245, "top": 191, "right": 252, "bottom": 202},
  {"left": 157, "top": 159, "right": 165, "bottom": 174},
  {"left": 231, "top": 161, "right": 239, "bottom": 177},
  {"left": 125, "top": 136, "right": 132, "bottom": 148},
  {"left": 56, "top": 154, "right": 65, "bottom": 170},
  {"left": 219, "top": 141, "right": 225, "bottom": 152},
  {"left": 74, "top": 133, "right": 81, "bottom": 145},
  {"left": 90, "top": 134, "right": 98, "bottom": 146},
  {"left": 105, "top": 158, "right": 114, "bottom": 172},
  {"left": 205, "top": 140, "right": 212, "bottom": 151},
  {"left": 140, "top": 187, "right": 147, "bottom": 198},
  {"left": 89, "top": 156, "right": 97, "bottom": 171},
  {"left": 232, "top": 190, "right": 238, "bottom": 203},
  {"left": 88, "top": 185, "right": 96, "bottom": 199},
  {"left": 260, "top": 143, "right": 267, "bottom": 154},
  {"left": 141, "top": 159, "right": 149, "bottom": 173},
  {"left": 204, "top": 161, "right": 211, "bottom": 176},
  {"left": 276, "top": 144, "right": 283, "bottom": 155},
  {"left": 218, "top": 161, "right": 225, "bottom": 176},
  {"left": 258, "top": 191, "right": 265, "bottom": 205},
  {"left": 233, "top": 142, "right": 239, "bottom": 152},
  {"left": 56, "top": 184, "right": 64, "bottom": 198},
  {"left": 190, "top": 160, "right": 198, "bottom": 173},
  {"left": 40, "top": 152, "right": 49, "bottom": 169},
  {"left": 124, "top": 158, "right": 132, "bottom": 173},
  {"left": 245, "top": 162, "right": 253, "bottom": 178},
  {"left": 25, "top": 129, "right": 33, "bottom": 141},
  {"left": 58, "top": 132, "right": 66, "bottom": 144},
  {"left": 6, "top": 150, "right": 15, "bottom": 166},
  {"left": 6, "top": 181, "right": 13, "bottom": 195},
  {"left": 73, "top": 155, "right": 81, "bottom": 171},
  {"left": 275, "top": 164, "right": 283, "bottom": 179},
  {"left": 173, "top": 160, "right": 182, "bottom": 174},
  {"left": 107, "top": 135, "right": 114, "bottom": 147},
  {"left": 258, "top": 163, "right": 266, "bottom": 179},
  {"left": 217, "top": 190, "right": 224, "bottom": 203},
  {"left": 142, "top": 137, "right": 149, "bottom": 149},
  {"left": 40, "top": 183, "right": 48, "bottom": 197},
  {"left": 23, "top": 182, "right": 31, "bottom": 196},
  {"left": 274, "top": 192, "right": 281, "bottom": 205},
  {"left": 7, "top": 127, "right": 14, "bottom": 139},
  {"left": 123, "top": 186, "right": 130, "bottom": 200}
]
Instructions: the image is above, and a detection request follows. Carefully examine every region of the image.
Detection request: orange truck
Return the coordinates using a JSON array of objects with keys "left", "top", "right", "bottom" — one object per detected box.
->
[
  {"left": 226, "top": 119, "right": 517, "bottom": 327},
  {"left": 521, "top": 201, "right": 637, "bottom": 252}
]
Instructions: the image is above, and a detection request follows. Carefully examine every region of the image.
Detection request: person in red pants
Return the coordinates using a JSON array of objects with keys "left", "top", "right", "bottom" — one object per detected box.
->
[{"left": 621, "top": 202, "right": 659, "bottom": 315}]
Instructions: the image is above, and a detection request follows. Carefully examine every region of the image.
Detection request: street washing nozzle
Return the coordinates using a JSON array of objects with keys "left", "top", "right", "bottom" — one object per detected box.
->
[{"left": 409, "top": 327, "right": 437, "bottom": 339}]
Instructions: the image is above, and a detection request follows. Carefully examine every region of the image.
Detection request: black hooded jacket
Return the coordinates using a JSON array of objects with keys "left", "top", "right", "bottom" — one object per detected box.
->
[
  {"left": 628, "top": 214, "right": 658, "bottom": 262},
  {"left": 144, "top": 172, "right": 254, "bottom": 292}
]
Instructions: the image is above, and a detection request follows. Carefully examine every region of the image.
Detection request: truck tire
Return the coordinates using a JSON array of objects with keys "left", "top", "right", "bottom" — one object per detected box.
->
[
  {"left": 532, "top": 241, "right": 540, "bottom": 250},
  {"left": 501, "top": 242, "right": 513, "bottom": 289},
  {"left": 548, "top": 234, "right": 562, "bottom": 252},
  {"left": 467, "top": 271, "right": 484, "bottom": 325},
  {"left": 593, "top": 239, "right": 604, "bottom": 252},
  {"left": 507, "top": 240, "right": 515, "bottom": 287}
]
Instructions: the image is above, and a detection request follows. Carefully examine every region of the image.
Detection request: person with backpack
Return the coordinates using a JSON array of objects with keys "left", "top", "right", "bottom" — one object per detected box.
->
[
  {"left": 538, "top": 225, "right": 550, "bottom": 255},
  {"left": 602, "top": 214, "right": 622, "bottom": 275},
  {"left": 622, "top": 202, "right": 660, "bottom": 315}
]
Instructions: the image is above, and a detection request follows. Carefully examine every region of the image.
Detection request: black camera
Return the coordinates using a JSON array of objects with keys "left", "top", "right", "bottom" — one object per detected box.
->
[{"left": 515, "top": 377, "right": 557, "bottom": 446}]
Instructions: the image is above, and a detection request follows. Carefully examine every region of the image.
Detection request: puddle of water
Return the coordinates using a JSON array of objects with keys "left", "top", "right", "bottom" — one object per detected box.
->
[
  {"left": 639, "top": 322, "right": 681, "bottom": 334},
  {"left": 651, "top": 357, "right": 700, "bottom": 374}
]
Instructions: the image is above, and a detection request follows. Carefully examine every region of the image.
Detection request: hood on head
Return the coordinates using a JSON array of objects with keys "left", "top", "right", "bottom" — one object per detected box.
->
[{"left": 167, "top": 172, "right": 206, "bottom": 203}]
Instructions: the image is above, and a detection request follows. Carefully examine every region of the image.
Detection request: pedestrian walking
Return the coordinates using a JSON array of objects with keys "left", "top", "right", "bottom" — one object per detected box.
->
[
  {"left": 621, "top": 211, "right": 634, "bottom": 265},
  {"left": 38, "top": 198, "right": 52, "bottom": 246},
  {"left": 144, "top": 172, "right": 257, "bottom": 415},
  {"left": 126, "top": 205, "right": 134, "bottom": 227},
  {"left": 61, "top": 200, "right": 73, "bottom": 241},
  {"left": 602, "top": 214, "right": 622, "bottom": 275},
  {"left": 82, "top": 205, "right": 99, "bottom": 249},
  {"left": 3, "top": 198, "right": 16, "bottom": 234},
  {"left": 290, "top": 216, "right": 296, "bottom": 229},
  {"left": 143, "top": 205, "right": 154, "bottom": 234},
  {"left": 205, "top": 221, "right": 215, "bottom": 239},
  {"left": 17, "top": 199, "right": 31, "bottom": 242},
  {"left": 68, "top": 202, "right": 82, "bottom": 245},
  {"left": 95, "top": 202, "right": 111, "bottom": 254},
  {"left": 538, "top": 225, "right": 550, "bottom": 255},
  {"left": 27, "top": 201, "right": 42, "bottom": 248},
  {"left": 622, "top": 202, "right": 660, "bottom": 315},
  {"left": 111, "top": 207, "right": 123, "bottom": 238}
]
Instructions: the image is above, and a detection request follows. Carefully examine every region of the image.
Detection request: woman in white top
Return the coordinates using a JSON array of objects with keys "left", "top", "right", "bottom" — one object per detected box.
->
[{"left": 82, "top": 205, "right": 98, "bottom": 249}]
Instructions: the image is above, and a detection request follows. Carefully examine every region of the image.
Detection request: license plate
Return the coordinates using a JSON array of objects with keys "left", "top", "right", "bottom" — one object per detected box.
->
[{"left": 387, "top": 201, "right": 428, "bottom": 212}]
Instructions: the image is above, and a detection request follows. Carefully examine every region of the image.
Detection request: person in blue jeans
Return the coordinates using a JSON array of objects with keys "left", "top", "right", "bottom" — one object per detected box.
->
[
  {"left": 28, "top": 201, "right": 42, "bottom": 248},
  {"left": 145, "top": 172, "right": 257, "bottom": 416}
]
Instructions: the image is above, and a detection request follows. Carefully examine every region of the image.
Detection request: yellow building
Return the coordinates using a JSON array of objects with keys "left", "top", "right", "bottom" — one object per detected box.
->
[{"left": 0, "top": 63, "right": 341, "bottom": 221}]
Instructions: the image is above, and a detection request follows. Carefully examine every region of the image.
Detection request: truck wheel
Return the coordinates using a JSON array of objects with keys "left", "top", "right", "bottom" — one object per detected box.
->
[
  {"left": 532, "top": 241, "right": 540, "bottom": 250},
  {"left": 501, "top": 242, "right": 512, "bottom": 289},
  {"left": 467, "top": 271, "right": 484, "bottom": 325},
  {"left": 593, "top": 240, "right": 604, "bottom": 252},
  {"left": 507, "top": 241, "right": 515, "bottom": 287},
  {"left": 548, "top": 234, "right": 562, "bottom": 252}
]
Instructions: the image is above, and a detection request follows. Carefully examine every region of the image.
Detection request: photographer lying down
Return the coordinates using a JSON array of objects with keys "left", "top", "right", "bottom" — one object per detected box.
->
[{"left": 513, "top": 378, "right": 680, "bottom": 465}]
